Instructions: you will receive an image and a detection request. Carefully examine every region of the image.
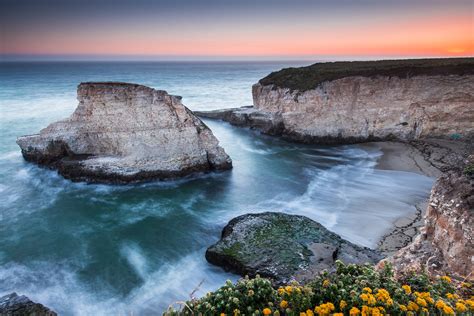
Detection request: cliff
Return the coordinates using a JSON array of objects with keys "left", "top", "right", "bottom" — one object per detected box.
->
[
  {"left": 253, "top": 58, "right": 474, "bottom": 143},
  {"left": 383, "top": 141, "right": 473, "bottom": 279},
  {"left": 17, "top": 82, "right": 232, "bottom": 183},
  {"left": 198, "top": 58, "right": 474, "bottom": 144},
  {"left": 196, "top": 58, "right": 474, "bottom": 280}
]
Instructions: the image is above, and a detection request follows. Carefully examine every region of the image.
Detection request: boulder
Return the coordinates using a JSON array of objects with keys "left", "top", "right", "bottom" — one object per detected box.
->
[
  {"left": 0, "top": 292, "right": 56, "bottom": 316},
  {"left": 206, "top": 212, "right": 381, "bottom": 284},
  {"left": 17, "top": 82, "right": 232, "bottom": 183}
]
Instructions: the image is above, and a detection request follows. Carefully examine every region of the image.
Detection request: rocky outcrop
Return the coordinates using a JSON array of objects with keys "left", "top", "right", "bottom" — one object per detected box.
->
[
  {"left": 198, "top": 58, "right": 474, "bottom": 281},
  {"left": 198, "top": 58, "right": 474, "bottom": 144},
  {"left": 0, "top": 293, "right": 56, "bottom": 316},
  {"left": 206, "top": 212, "right": 381, "bottom": 284},
  {"left": 383, "top": 148, "right": 473, "bottom": 279},
  {"left": 17, "top": 82, "right": 232, "bottom": 183}
]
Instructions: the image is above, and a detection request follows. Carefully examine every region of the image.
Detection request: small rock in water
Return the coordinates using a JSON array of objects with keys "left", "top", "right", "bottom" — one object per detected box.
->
[
  {"left": 206, "top": 212, "right": 382, "bottom": 284},
  {"left": 0, "top": 292, "right": 57, "bottom": 316}
]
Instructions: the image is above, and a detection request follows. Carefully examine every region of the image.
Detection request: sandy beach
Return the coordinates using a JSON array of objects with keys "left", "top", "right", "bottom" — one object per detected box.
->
[{"left": 359, "top": 141, "right": 441, "bottom": 255}]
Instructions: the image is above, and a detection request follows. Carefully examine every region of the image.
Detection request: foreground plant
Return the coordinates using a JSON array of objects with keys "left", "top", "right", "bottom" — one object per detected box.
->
[{"left": 164, "top": 261, "right": 473, "bottom": 315}]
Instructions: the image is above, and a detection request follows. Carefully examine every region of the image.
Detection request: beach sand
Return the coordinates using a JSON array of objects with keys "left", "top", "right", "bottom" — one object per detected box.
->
[{"left": 358, "top": 142, "right": 441, "bottom": 255}]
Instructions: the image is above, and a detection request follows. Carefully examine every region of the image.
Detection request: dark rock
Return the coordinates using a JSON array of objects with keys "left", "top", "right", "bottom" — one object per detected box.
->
[
  {"left": 205, "top": 212, "right": 382, "bottom": 284},
  {"left": 196, "top": 106, "right": 284, "bottom": 136},
  {"left": 0, "top": 293, "right": 56, "bottom": 316}
]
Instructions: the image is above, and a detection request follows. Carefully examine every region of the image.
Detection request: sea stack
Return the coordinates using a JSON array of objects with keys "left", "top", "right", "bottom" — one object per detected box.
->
[{"left": 16, "top": 82, "right": 232, "bottom": 183}]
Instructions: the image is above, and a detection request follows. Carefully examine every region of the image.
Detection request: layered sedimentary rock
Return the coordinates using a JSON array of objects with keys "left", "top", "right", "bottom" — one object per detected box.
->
[
  {"left": 17, "top": 82, "right": 232, "bottom": 183},
  {"left": 0, "top": 293, "right": 57, "bottom": 316},
  {"left": 206, "top": 212, "right": 381, "bottom": 284},
  {"left": 198, "top": 58, "right": 474, "bottom": 144},
  {"left": 383, "top": 145, "right": 473, "bottom": 279}
]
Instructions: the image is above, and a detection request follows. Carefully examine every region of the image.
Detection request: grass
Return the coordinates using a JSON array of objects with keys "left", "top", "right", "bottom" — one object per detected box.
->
[{"left": 259, "top": 58, "right": 474, "bottom": 92}]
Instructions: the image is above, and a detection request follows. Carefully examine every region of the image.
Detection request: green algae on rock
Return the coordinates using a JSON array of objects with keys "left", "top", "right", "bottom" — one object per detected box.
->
[{"left": 205, "top": 212, "right": 382, "bottom": 284}]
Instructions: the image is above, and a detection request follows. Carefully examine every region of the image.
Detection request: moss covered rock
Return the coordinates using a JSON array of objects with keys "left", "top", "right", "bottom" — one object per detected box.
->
[{"left": 206, "top": 212, "right": 382, "bottom": 284}]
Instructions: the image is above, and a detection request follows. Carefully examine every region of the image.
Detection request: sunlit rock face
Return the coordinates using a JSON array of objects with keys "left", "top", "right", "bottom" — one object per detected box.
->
[
  {"left": 250, "top": 58, "right": 474, "bottom": 143},
  {"left": 17, "top": 82, "right": 232, "bottom": 183},
  {"left": 252, "top": 75, "right": 474, "bottom": 143}
]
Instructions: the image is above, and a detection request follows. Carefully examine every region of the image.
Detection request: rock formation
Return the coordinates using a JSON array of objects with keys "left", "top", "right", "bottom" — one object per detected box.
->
[
  {"left": 197, "top": 58, "right": 474, "bottom": 144},
  {"left": 0, "top": 293, "right": 57, "bottom": 316},
  {"left": 17, "top": 82, "right": 232, "bottom": 183},
  {"left": 206, "top": 212, "right": 381, "bottom": 284},
  {"left": 382, "top": 141, "right": 473, "bottom": 279},
  {"left": 198, "top": 58, "right": 474, "bottom": 281}
]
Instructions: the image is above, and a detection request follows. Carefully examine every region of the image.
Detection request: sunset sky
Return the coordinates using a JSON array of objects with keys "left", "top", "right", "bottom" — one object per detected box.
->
[{"left": 1, "top": 0, "right": 473, "bottom": 60}]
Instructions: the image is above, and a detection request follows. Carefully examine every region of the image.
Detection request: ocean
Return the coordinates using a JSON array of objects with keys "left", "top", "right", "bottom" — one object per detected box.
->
[{"left": 0, "top": 61, "right": 434, "bottom": 315}]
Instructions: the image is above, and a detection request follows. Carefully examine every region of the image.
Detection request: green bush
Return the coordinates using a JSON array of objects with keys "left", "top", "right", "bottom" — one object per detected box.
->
[{"left": 164, "top": 262, "right": 474, "bottom": 316}]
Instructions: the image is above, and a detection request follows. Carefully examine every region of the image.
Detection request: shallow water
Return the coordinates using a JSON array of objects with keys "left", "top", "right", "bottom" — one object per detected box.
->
[{"left": 0, "top": 62, "right": 434, "bottom": 315}]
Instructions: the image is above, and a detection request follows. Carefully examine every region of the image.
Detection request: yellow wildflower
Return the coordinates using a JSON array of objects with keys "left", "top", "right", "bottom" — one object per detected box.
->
[
  {"left": 441, "top": 276, "right": 452, "bottom": 283},
  {"left": 362, "top": 287, "right": 372, "bottom": 293},
  {"left": 278, "top": 288, "right": 285, "bottom": 295},
  {"left": 339, "top": 300, "right": 347, "bottom": 310},
  {"left": 263, "top": 308, "right": 272, "bottom": 315},
  {"left": 280, "top": 300, "right": 288, "bottom": 309},
  {"left": 399, "top": 304, "right": 407, "bottom": 312},
  {"left": 402, "top": 284, "right": 412, "bottom": 294},
  {"left": 456, "top": 302, "right": 467, "bottom": 313},
  {"left": 306, "top": 310, "right": 314, "bottom": 316},
  {"left": 327, "top": 303, "right": 335, "bottom": 311},
  {"left": 323, "top": 279, "right": 330, "bottom": 287},
  {"left": 446, "top": 293, "right": 458, "bottom": 300},
  {"left": 332, "top": 313, "right": 343, "bottom": 316},
  {"left": 422, "top": 307, "right": 429, "bottom": 314},
  {"left": 443, "top": 305, "right": 455, "bottom": 315},
  {"left": 416, "top": 297, "right": 428, "bottom": 308},
  {"left": 285, "top": 286, "right": 293, "bottom": 293},
  {"left": 221, "top": 313, "right": 226, "bottom": 316},
  {"left": 300, "top": 313, "right": 307, "bottom": 316},
  {"left": 436, "top": 299, "right": 446, "bottom": 309},
  {"left": 349, "top": 307, "right": 360, "bottom": 316},
  {"left": 407, "top": 301, "right": 419, "bottom": 311},
  {"left": 465, "top": 299, "right": 474, "bottom": 310}
]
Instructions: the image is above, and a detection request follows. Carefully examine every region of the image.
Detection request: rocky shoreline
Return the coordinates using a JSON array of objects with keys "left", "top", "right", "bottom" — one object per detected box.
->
[
  {"left": 198, "top": 58, "right": 473, "bottom": 281},
  {"left": 198, "top": 109, "right": 473, "bottom": 279}
]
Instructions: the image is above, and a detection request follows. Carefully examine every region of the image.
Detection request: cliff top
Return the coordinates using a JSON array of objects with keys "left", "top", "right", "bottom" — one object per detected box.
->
[{"left": 259, "top": 58, "right": 474, "bottom": 91}]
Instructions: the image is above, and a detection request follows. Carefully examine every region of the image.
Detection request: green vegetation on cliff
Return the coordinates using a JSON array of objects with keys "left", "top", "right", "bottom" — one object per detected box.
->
[{"left": 259, "top": 58, "right": 474, "bottom": 92}]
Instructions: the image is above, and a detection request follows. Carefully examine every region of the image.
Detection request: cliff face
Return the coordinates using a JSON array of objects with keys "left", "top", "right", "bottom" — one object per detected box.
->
[
  {"left": 17, "top": 82, "right": 232, "bottom": 183},
  {"left": 386, "top": 161, "right": 473, "bottom": 278},
  {"left": 252, "top": 74, "right": 474, "bottom": 143}
]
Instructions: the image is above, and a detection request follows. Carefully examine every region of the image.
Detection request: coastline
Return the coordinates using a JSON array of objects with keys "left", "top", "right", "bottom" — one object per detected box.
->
[{"left": 360, "top": 141, "right": 440, "bottom": 255}]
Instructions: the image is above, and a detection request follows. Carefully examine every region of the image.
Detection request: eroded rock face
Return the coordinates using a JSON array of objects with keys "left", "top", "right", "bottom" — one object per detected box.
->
[
  {"left": 17, "top": 82, "right": 232, "bottom": 183},
  {"left": 252, "top": 74, "right": 474, "bottom": 143},
  {"left": 0, "top": 292, "right": 57, "bottom": 316},
  {"left": 385, "top": 161, "right": 473, "bottom": 278},
  {"left": 206, "top": 212, "right": 381, "bottom": 284}
]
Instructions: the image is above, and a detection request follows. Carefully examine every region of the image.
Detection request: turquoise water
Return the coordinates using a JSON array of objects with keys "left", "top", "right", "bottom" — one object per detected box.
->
[{"left": 0, "top": 62, "right": 434, "bottom": 315}]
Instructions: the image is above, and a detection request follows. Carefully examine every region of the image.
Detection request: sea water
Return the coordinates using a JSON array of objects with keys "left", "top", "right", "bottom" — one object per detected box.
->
[{"left": 0, "top": 61, "right": 434, "bottom": 315}]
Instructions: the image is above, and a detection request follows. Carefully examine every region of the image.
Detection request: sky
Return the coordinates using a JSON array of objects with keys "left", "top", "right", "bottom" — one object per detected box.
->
[{"left": 1, "top": 0, "right": 473, "bottom": 60}]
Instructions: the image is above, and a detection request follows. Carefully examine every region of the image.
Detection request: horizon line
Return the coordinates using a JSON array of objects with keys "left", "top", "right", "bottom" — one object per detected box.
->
[{"left": 2, "top": 54, "right": 473, "bottom": 63}]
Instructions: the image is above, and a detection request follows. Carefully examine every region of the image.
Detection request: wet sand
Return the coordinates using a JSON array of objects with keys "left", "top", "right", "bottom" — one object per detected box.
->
[{"left": 358, "top": 141, "right": 441, "bottom": 255}]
